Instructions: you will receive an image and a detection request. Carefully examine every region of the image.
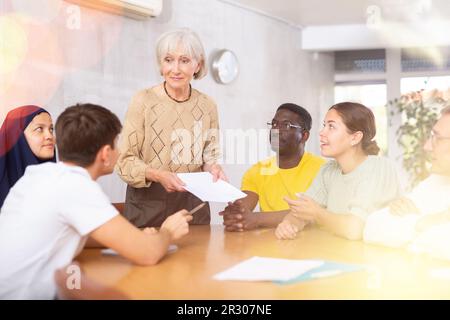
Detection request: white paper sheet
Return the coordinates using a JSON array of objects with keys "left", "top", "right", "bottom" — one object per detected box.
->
[
  {"left": 213, "top": 256, "right": 324, "bottom": 282},
  {"left": 177, "top": 172, "right": 247, "bottom": 203}
]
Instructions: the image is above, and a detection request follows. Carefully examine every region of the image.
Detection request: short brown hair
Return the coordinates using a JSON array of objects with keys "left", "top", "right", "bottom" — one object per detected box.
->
[
  {"left": 330, "top": 102, "right": 380, "bottom": 155},
  {"left": 55, "top": 103, "right": 122, "bottom": 167}
]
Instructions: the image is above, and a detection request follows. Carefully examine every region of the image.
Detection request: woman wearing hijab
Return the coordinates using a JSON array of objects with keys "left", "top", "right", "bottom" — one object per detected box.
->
[{"left": 0, "top": 105, "right": 56, "bottom": 208}]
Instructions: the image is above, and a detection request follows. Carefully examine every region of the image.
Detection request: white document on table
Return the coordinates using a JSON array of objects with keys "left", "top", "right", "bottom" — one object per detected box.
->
[
  {"left": 213, "top": 256, "right": 324, "bottom": 282},
  {"left": 177, "top": 172, "right": 247, "bottom": 203}
]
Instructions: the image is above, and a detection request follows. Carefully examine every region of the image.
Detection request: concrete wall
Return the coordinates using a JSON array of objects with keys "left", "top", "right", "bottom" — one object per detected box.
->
[{"left": 1, "top": 0, "right": 334, "bottom": 224}]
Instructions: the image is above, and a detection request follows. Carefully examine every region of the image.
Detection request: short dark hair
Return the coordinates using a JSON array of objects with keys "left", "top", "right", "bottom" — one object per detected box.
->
[
  {"left": 55, "top": 103, "right": 122, "bottom": 167},
  {"left": 276, "top": 103, "right": 312, "bottom": 131}
]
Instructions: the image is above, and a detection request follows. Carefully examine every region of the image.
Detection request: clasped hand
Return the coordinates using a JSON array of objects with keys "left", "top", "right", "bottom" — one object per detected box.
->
[{"left": 219, "top": 199, "right": 257, "bottom": 232}]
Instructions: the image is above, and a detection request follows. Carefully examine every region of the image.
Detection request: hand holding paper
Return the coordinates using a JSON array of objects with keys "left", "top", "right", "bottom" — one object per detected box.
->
[
  {"left": 203, "top": 163, "right": 228, "bottom": 182},
  {"left": 177, "top": 172, "right": 246, "bottom": 203}
]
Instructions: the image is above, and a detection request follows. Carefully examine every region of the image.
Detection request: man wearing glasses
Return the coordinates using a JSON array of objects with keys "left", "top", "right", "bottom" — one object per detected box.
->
[
  {"left": 364, "top": 106, "right": 450, "bottom": 251},
  {"left": 220, "top": 103, "right": 325, "bottom": 232}
]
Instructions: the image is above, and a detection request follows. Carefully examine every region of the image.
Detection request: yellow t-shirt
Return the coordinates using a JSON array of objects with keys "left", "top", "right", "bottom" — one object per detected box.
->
[{"left": 241, "top": 152, "right": 325, "bottom": 212}]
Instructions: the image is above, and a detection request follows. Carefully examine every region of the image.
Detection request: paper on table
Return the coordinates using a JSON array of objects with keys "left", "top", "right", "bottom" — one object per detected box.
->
[
  {"left": 177, "top": 172, "right": 247, "bottom": 203},
  {"left": 213, "top": 256, "right": 324, "bottom": 282}
]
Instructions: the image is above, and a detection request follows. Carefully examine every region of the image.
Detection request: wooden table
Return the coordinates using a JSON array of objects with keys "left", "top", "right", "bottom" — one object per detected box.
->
[{"left": 78, "top": 225, "right": 450, "bottom": 299}]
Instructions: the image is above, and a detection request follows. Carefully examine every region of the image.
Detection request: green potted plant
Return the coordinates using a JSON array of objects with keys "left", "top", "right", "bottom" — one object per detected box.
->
[{"left": 389, "top": 89, "right": 449, "bottom": 189}]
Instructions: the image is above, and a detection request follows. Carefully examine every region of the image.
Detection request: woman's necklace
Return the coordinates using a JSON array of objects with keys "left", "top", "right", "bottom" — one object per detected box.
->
[{"left": 164, "top": 81, "right": 192, "bottom": 103}]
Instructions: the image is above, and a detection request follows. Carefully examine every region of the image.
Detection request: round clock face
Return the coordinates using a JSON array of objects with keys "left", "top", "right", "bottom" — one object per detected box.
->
[{"left": 212, "top": 50, "right": 239, "bottom": 84}]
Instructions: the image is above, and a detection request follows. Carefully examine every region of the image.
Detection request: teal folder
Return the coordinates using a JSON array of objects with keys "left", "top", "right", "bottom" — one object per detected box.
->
[{"left": 275, "top": 260, "right": 365, "bottom": 285}]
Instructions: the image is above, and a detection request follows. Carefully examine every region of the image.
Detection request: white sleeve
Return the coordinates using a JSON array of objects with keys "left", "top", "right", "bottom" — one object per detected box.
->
[
  {"left": 363, "top": 207, "right": 419, "bottom": 248},
  {"left": 58, "top": 175, "right": 119, "bottom": 236}
]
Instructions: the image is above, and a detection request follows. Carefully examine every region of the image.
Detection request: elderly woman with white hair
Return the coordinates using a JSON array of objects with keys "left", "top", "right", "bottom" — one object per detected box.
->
[{"left": 116, "top": 28, "right": 226, "bottom": 228}]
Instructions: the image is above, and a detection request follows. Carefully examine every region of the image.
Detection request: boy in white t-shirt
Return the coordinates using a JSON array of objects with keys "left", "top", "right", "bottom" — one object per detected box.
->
[{"left": 0, "top": 103, "right": 192, "bottom": 299}]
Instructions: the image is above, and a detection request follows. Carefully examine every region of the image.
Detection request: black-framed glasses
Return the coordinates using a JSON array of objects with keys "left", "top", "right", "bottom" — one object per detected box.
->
[
  {"left": 267, "top": 120, "right": 303, "bottom": 131},
  {"left": 429, "top": 130, "right": 450, "bottom": 146}
]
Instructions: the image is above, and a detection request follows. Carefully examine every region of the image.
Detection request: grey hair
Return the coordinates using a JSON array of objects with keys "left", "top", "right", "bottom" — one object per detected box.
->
[{"left": 155, "top": 28, "right": 207, "bottom": 80}]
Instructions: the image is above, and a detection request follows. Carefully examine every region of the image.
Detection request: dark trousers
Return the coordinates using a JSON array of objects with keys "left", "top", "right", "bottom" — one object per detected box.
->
[{"left": 123, "top": 182, "right": 210, "bottom": 228}]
